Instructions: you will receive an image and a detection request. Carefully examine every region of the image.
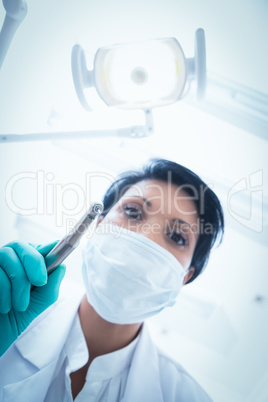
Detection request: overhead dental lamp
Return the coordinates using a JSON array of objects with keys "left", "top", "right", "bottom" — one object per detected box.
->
[
  {"left": 1, "top": 3, "right": 266, "bottom": 143},
  {"left": 72, "top": 29, "right": 206, "bottom": 113},
  {"left": 0, "top": 26, "right": 206, "bottom": 143}
]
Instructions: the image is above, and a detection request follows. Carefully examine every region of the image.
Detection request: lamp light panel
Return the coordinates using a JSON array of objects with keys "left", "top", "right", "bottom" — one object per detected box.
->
[{"left": 94, "top": 38, "right": 187, "bottom": 109}]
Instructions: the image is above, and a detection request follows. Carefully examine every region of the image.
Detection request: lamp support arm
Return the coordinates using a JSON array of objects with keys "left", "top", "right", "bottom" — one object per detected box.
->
[
  {"left": 0, "top": 110, "right": 154, "bottom": 143},
  {"left": 0, "top": 0, "right": 28, "bottom": 68}
]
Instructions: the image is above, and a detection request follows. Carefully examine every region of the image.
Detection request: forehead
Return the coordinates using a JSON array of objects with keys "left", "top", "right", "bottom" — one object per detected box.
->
[{"left": 121, "top": 179, "right": 199, "bottom": 217}]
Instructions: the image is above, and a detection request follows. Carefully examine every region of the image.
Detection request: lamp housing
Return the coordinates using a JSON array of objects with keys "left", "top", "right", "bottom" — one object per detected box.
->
[{"left": 71, "top": 29, "right": 206, "bottom": 112}]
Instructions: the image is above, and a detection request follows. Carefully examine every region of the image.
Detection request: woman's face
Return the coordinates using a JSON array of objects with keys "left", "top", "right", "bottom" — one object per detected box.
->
[{"left": 101, "top": 179, "right": 200, "bottom": 284}]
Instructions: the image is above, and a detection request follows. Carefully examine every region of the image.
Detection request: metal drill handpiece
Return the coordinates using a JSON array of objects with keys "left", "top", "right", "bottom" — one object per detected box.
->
[{"left": 45, "top": 202, "right": 103, "bottom": 274}]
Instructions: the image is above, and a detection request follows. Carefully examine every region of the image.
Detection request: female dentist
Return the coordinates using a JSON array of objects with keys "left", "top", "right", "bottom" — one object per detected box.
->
[{"left": 0, "top": 159, "right": 224, "bottom": 402}]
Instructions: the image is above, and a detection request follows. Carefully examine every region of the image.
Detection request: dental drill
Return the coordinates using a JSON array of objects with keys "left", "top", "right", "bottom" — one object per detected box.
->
[{"left": 45, "top": 202, "right": 103, "bottom": 275}]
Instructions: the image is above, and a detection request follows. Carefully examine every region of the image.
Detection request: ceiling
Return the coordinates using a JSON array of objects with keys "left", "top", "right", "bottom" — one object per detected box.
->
[{"left": 0, "top": 1, "right": 268, "bottom": 401}]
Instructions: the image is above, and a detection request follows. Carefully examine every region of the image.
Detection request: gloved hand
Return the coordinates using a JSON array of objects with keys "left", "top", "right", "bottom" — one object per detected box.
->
[{"left": 0, "top": 241, "right": 66, "bottom": 357}]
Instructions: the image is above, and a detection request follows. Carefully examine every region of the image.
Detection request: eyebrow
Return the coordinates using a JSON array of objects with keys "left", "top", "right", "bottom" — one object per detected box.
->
[
  {"left": 172, "top": 218, "right": 192, "bottom": 229},
  {"left": 128, "top": 199, "right": 192, "bottom": 224},
  {"left": 129, "top": 196, "right": 153, "bottom": 207},
  {"left": 128, "top": 197, "right": 193, "bottom": 228}
]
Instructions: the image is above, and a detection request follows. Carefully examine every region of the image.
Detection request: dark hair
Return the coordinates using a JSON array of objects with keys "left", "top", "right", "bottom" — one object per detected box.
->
[{"left": 101, "top": 159, "right": 224, "bottom": 283}]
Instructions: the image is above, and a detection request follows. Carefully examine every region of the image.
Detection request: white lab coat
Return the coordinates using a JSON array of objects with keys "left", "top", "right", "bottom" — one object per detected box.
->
[{"left": 0, "top": 280, "right": 212, "bottom": 402}]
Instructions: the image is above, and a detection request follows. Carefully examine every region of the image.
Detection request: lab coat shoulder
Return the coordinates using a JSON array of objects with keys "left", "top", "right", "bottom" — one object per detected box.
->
[
  {"left": 0, "top": 279, "right": 84, "bottom": 402},
  {"left": 156, "top": 346, "right": 212, "bottom": 402}
]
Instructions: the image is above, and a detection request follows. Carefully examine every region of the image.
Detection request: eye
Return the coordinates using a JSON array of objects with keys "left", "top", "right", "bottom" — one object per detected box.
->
[
  {"left": 122, "top": 203, "right": 143, "bottom": 220},
  {"left": 168, "top": 231, "right": 189, "bottom": 246}
]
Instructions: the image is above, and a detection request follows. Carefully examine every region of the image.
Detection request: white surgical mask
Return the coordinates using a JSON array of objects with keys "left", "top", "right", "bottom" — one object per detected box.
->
[{"left": 82, "top": 224, "right": 187, "bottom": 324}]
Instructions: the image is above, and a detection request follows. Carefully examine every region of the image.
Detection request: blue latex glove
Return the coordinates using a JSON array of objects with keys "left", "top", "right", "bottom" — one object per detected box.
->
[{"left": 0, "top": 241, "right": 66, "bottom": 356}]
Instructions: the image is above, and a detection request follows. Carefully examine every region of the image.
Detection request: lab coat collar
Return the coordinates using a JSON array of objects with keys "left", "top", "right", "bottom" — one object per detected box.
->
[
  {"left": 122, "top": 323, "right": 164, "bottom": 402},
  {"left": 14, "top": 282, "right": 84, "bottom": 369},
  {"left": 85, "top": 329, "right": 140, "bottom": 382}
]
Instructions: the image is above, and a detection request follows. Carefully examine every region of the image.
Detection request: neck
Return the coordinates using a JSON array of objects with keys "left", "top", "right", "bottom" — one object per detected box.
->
[{"left": 78, "top": 295, "right": 142, "bottom": 364}]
